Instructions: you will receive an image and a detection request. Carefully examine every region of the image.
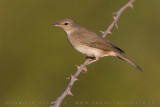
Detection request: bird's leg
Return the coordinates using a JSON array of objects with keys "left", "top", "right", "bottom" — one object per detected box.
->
[
  {"left": 86, "top": 56, "right": 99, "bottom": 65},
  {"left": 79, "top": 56, "right": 99, "bottom": 73}
]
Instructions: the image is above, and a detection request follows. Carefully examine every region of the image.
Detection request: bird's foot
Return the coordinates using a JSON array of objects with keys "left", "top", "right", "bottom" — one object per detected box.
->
[{"left": 86, "top": 57, "right": 99, "bottom": 65}]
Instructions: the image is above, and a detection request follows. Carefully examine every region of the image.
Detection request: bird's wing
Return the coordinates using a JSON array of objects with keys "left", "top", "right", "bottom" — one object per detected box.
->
[
  {"left": 82, "top": 37, "right": 115, "bottom": 51},
  {"left": 77, "top": 30, "right": 124, "bottom": 53}
]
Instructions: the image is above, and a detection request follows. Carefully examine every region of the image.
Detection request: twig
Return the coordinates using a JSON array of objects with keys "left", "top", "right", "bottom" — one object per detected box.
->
[
  {"left": 50, "top": 0, "right": 136, "bottom": 107},
  {"left": 50, "top": 58, "right": 93, "bottom": 107},
  {"left": 102, "top": 0, "right": 135, "bottom": 38}
]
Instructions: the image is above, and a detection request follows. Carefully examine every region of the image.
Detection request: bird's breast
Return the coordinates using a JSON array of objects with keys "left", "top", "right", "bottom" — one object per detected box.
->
[
  {"left": 66, "top": 33, "right": 82, "bottom": 47},
  {"left": 75, "top": 45, "right": 102, "bottom": 57}
]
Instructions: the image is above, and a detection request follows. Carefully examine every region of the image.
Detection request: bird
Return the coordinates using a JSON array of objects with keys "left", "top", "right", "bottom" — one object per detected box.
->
[{"left": 53, "top": 18, "right": 142, "bottom": 72}]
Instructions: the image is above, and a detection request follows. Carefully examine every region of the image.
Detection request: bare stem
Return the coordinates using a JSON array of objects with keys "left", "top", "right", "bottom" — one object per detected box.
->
[
  {"left": 50, "top": 58, "right": 93, "bottom": 107},
  {"left": 50, "top": 0, "right": 136, "bottom": 107},
  {"left": 102, "top": 0, "right": 135, "bottom": 38}
]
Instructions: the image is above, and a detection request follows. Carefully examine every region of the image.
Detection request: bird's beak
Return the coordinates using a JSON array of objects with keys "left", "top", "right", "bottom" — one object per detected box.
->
[{"left": 52, "top": 24, "right": 59, "bottom": 27}]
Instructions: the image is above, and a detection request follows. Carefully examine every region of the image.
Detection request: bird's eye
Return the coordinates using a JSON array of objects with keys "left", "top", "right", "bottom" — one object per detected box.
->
[{"left": 64, "top": 23, "right": 68, "bottom": 25}]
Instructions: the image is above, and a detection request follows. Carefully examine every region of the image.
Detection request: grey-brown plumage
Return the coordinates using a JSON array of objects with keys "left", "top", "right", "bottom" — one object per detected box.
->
[{"left": 53, "top": 18, "right": 142, "bottom": 72}]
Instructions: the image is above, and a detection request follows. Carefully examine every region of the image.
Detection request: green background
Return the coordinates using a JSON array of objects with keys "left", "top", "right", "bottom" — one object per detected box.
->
[{"left": 1, "top": 0, "right": 160, "bottom": 107}]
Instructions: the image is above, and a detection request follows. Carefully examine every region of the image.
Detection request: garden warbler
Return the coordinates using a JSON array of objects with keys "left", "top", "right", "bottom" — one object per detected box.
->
[{"left": 53, "top": 18, "right": 142, "bottom": 72}]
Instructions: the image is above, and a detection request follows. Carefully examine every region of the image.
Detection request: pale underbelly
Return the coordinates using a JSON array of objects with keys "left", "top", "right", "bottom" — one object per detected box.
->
[
  {"left": 75, "top": 45, "right": 116, "bottom": 57},
  {"left": 75, "top": 46, "right": 101, "bottom": 57}
]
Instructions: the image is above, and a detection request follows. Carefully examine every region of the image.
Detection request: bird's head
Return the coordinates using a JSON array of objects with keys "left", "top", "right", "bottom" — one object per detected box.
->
[{"left": 53, "top": 18, "right": 79, "bottom": 33}]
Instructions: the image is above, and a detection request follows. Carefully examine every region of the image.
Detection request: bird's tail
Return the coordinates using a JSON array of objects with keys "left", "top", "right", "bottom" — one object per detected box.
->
[{"left": 117, "top": 53, "right": 142, "bottom": 72}]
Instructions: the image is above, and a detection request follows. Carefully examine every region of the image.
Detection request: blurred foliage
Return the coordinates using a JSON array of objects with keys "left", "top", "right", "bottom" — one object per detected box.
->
[{"left": 0, "top": 0, "right": 160, "bottom": 107}]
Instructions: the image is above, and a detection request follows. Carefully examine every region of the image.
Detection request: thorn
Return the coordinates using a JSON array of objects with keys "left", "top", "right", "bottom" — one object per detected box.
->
[
  {"left": 74, "top": 78, "right": 78, "bottom": 81},
  {"left": 70, "top": 75, "right": 74, "bottom": 78},
  {"left": 71, "top": 75, "right": 78, "bottom": 81},
  {"left": 113, "top": 16, "right": 116, "bottom": 20},
  {"left": 51, "top": 101, "right": 55, "bottom": 104},
  {"left": 68, "top": 90, "right": 73, "bottom": 96},
  {"left": 66, "top": 76, "right": 70, "bottom": 80},
  {"left": 76, "top": 64, "right": 80, "bottom": 70},
  {"left": 66, "top": 74, "right": 72, "bottom": 80},
  {"left": 107, "top": 31, "right": 112, "bottom": 34},
  {"left": 128, "top": 4, "right": 133, "bottom": 8},
  {"left": 115, "top": 23, "right": 118, "bottom": 29},
  {"left": 99, "top": 31, "right": 104, "bottom": 34}
]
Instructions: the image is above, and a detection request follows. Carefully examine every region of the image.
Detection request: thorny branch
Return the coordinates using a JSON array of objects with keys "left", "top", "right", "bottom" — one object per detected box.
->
[
  {"left": 50, "top": 0, "right": 136, "bottom": 107},
  {"left": 102, "top": 0, "right": 135, "bottom": 38},
  {"left": 50, "top": 58, "right": 92, "bottom": 107}
]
